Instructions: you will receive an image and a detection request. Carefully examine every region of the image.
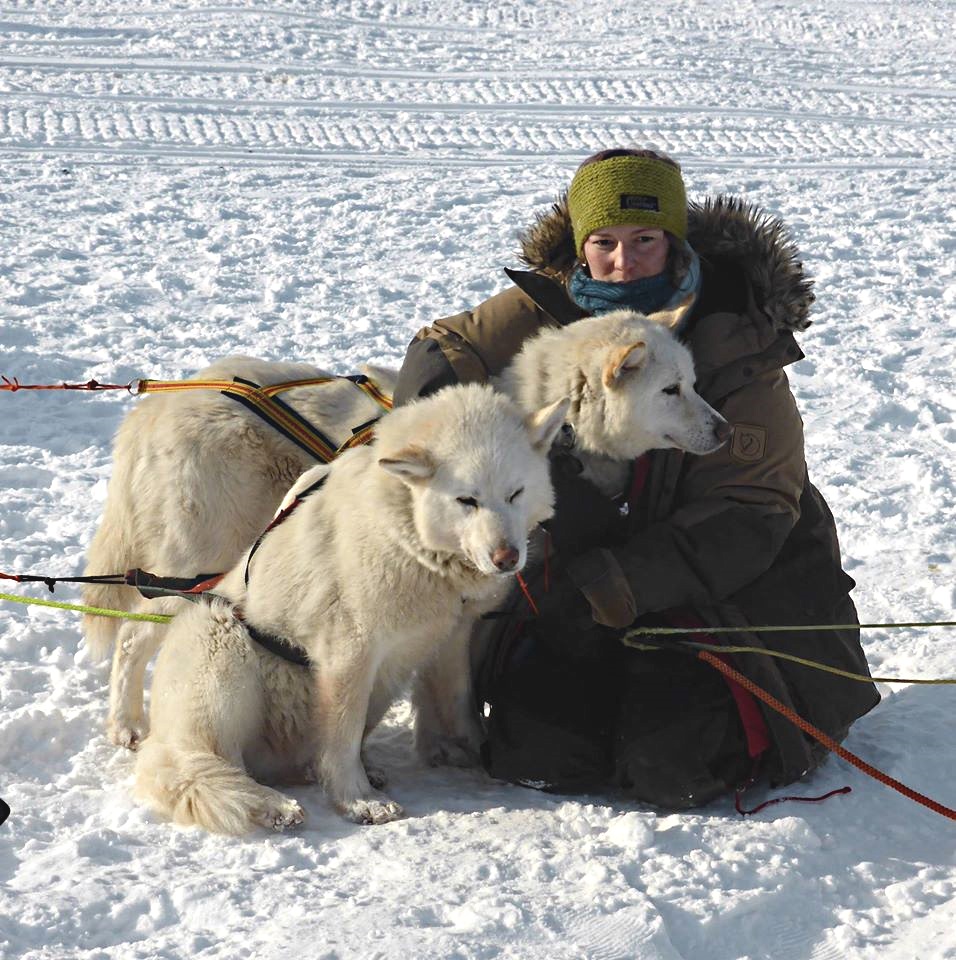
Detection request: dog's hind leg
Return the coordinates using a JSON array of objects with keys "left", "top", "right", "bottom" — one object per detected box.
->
[
  {"left": 107, "top": 618, "right": 165, "bottom": 750},
  {"left": 135, "top": 740, "right": 305, "bottom": 835},
  {"left": 135, "top": 600, "right": 307, "bottom": 834},
  {"left": 106, "top": 596, "right": 185, "bottom": 749}
]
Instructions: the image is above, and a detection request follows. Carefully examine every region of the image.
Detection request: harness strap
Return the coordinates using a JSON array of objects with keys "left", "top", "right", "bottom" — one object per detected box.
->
[
  {"left": 342, "top": 374, "right": 393, "bottom": 411},
  {"left": 136, "top": 373, "right": 392, "bottom": 464},
  {"left": 233, "top": 610, "right": 313, "bottom": 668},
  {"left": 660, "top": 611, "right": 771, "bottom": 761},
  {"left": 626, "top": 453, "right": 652, "bottom": 512},
  {"left": 127, "top": 568, "right": 225, "bottom": 600},
  {"left": 255, "top": 373, "right": 392, "bottom": 411},
  {"left": 244, "top": 471, "right": 329, "bottom": 586},
  {"left": 226, "top": 376, "right": 339, "bottom": 461},
  {"left": 125, "top": 569, "right": 314, "bottom": 668}
]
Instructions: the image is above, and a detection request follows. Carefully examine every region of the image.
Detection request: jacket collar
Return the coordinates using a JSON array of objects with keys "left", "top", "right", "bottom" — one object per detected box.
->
[
  {"left": 506, "top": 257, "right": 805, "bottom": 403},
  {"left": 504, "top": 267, "right": 586, "bottom": 326}
]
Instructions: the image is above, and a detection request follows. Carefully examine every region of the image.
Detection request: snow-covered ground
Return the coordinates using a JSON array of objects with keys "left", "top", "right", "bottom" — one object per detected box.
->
[{"left": 1, "top": 1, "right": 954, "bottom": 957}]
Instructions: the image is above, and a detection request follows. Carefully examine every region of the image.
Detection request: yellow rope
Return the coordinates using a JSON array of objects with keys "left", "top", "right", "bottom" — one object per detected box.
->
[
  {"left": 623, "top": 621, "right": 956, "bottom": 637},
  {"left": 711, "top": 644, "right": 956, "bottom": 685},
  {"left": 0, "top": 592, "right": 173, "bottom": 623}
]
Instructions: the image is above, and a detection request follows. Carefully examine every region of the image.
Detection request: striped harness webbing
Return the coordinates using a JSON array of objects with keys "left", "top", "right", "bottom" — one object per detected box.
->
[{"left": 137, "top": 373, "right": 392, "bottom": 463}]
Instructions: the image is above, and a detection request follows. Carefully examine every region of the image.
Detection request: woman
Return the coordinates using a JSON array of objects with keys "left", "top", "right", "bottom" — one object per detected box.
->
[{"left": 394, "top": 149, "right": 879, "bottom": 809}]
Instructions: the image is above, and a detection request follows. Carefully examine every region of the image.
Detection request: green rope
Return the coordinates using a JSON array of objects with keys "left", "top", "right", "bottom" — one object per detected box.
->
[
  {"left": 620, "top": 635, "right": 956, "bottom": 685},
  {"left": 2, "top": 591, "right": 955, "bottom": 684},
  {"left": 0, "top": 591, "right": 173, "bottom": 623},
  {"left": 623, "top": 621, "right": 956, "bottom": 638}
]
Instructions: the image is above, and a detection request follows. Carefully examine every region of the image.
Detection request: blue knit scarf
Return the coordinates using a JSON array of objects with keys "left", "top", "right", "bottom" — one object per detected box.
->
[
  {"left": 568, "top": 244, "right": 702, "bottom": 319},
  {"left": 568, "top": 268, "right": 674, "bottom": 316}
]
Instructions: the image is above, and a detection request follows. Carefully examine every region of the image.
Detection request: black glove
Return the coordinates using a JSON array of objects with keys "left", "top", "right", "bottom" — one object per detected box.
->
[{"left": 543, "top": 454, "right": 624, "bottom": 556}]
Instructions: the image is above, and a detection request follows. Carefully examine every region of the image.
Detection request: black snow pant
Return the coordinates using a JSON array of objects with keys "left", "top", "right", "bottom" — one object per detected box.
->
[{"left": 478, "top": 618, "right": 753, "bottom": 809}]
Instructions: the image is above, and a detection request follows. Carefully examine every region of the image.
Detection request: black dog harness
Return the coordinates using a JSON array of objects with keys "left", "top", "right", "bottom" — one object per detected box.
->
[{"left": 131, "top": 473, "right": 330, "bottom": 668}]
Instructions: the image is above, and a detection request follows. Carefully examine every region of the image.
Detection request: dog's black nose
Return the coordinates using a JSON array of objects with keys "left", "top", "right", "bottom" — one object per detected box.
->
[
  {"left": 715, "top": 420, "right": 734, "bottom": 445},
  {"left": 491, "top": 546, "right": 520, "bottom": 571}
]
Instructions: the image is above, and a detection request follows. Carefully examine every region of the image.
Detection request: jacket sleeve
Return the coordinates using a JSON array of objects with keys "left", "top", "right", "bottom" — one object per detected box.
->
[
  {"left": 570, "top": 369, "right": 806, "bottom": 622},
  {"left": 393, "top": 284, "right": 555, "bottom": 405},
  {"left": 392, "top": 334, "right": 463, "bottom": 405}
]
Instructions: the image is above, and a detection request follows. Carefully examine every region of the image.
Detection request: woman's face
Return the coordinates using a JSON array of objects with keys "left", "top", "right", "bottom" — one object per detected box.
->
[{"left": 582, "top": 226, "right": 668, "bottom": 283}]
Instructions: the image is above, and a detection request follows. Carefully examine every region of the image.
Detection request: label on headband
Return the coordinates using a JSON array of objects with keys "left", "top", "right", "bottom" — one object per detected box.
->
[{"left": 620, "top": 194, "right": 660, "bottom": 212}]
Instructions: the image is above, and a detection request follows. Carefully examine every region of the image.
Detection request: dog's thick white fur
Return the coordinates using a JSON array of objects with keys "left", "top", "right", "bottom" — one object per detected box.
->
[
  {"left": 83, "top": 356, "right": 397, "bottom": 748},
  {"left": 133, "top": 384, "right": 567, "bottom": 833},
  {"left": 86, "top": 306, "right": 728, "bottom": 756},
  {"left": 497, "top": 307, "right": 731, "bottom": 496}
]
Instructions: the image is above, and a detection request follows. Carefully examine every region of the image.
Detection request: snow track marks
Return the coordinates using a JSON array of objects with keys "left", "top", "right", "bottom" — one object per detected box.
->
[{"left": 0, "top": 1, "right": 953, "bottom": 167}]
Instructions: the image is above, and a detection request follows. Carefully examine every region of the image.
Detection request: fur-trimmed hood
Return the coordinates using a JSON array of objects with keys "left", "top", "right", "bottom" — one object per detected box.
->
[{"left": 518, "top": 194, "right": 815, "bottom": 334}]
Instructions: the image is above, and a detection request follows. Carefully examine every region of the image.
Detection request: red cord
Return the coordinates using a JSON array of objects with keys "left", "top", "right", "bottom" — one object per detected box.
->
[{"left": 699, "top": 650, "right": 956, "bottom": 822}]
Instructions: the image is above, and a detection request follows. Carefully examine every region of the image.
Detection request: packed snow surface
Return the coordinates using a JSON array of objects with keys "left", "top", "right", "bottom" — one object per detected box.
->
[{"left": 1, "top": 1, "right": 954, "bottom": 957}]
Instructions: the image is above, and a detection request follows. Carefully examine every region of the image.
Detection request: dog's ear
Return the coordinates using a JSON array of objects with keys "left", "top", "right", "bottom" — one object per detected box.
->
[
  {"left": 602, "top": 341, "right": 646, "bottom": 388},
  {"left": 378, "top": 446, "right": 435, "bottom": 482},
  {"left": 646, "top": 291, "right": 695, "bottom": 330},
  {"left": 526, "top": 397, "right": 570, "bottom": 452}
]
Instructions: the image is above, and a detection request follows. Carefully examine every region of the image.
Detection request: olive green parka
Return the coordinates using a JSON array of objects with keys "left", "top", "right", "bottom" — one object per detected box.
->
[{"left": 394, "top": 194, "right": 879, "bottom": 788}]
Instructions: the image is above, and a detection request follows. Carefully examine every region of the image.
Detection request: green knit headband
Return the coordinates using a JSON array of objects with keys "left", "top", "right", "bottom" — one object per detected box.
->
[{"left": 567, "top": 155, "right": 688, "bottom": 254}]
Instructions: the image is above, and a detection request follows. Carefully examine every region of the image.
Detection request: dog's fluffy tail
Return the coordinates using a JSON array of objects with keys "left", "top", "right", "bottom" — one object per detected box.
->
[{"left": 135, "top": 740, "right": 301, "bottom": 835}]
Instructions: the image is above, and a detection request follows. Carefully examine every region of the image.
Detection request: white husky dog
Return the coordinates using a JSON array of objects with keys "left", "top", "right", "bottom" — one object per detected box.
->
[
  {"left": 85, "top": 306, "right": 729, "bottom": 753},
  {"left": 133, "top": 384, "right": 567, "bottom": 833},
  {"left": 498, "top": 307, "right": 732, "bottom": 496},
  {"left": 83, "top": 356, "right": 397, "bottom": 749}
]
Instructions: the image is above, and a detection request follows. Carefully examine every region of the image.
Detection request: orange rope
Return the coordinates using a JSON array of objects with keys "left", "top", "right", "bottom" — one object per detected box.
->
[
  {"left": 697, "top": 649, "right": 956, "bottom": 822},
  {"left": 1, "top": 376, "right": 136, "bottom": 392},
  {"left": 1, "top": 374, "right": 393, "bottom": 408}
]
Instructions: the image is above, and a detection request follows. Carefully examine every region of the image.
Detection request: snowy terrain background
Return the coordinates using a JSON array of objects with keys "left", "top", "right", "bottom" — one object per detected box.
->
[{"left": 1, "top": 1, "right": 954, "bottom": 957}]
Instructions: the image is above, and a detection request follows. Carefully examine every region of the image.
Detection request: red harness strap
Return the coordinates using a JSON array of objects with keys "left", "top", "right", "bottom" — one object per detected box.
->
[
  {"left": 661, "top": 612, "right": 772, "bottom": 760},
  {"left": 243, "top": 472, "right": 328, "bottom": 587},
  {"left": 625, "top": 453, "right": 651, "bottom": 514}
]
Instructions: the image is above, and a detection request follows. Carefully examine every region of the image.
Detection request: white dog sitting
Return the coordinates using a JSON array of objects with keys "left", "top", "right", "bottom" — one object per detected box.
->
[{"left": 133, "top": 383, "right": 567, "bottom": 834}]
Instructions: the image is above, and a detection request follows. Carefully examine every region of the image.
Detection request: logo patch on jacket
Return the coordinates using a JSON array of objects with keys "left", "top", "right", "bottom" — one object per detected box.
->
[
  {"left": 731, "top": 424, "right": 767, "bottom": 463},
  {"left": 620, "top": 194, "right": 659, "bottom": 212}
]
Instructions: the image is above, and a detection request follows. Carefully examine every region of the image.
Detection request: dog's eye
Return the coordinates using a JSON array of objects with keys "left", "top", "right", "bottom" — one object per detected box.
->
[
  {"left": 508, "top": 487, "right": 524, "bottom": 503},
  {"left": 457, "top": 496, "right": 479, "bottom": 509},
  {"left": 662, "top": 385, "right": 681, "bottom": 396}
]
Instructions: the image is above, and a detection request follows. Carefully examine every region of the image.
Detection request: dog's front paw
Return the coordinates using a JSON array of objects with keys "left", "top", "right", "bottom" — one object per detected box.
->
[
  {"left": 343, "top": 795, "right": 404, "bottom": 825},
  {"left": 108, "top": 715, "right": 149, "bottom": 751},
  {"left": 255, "top": 798, "right": 305, "bottom": 832}
]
